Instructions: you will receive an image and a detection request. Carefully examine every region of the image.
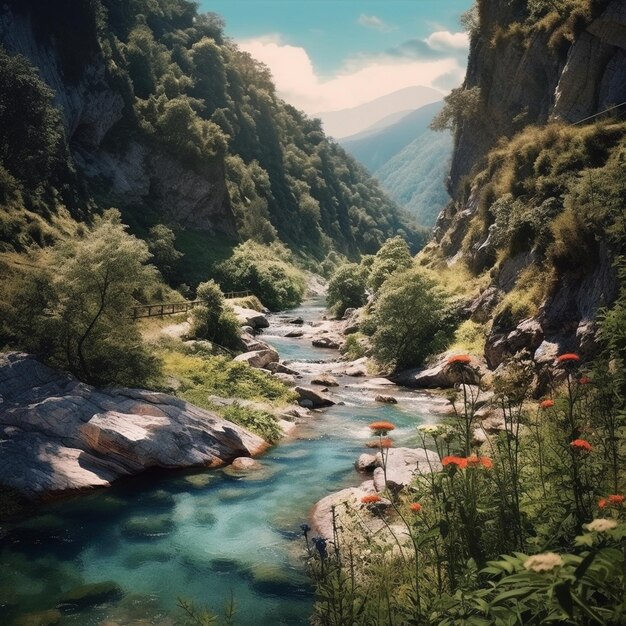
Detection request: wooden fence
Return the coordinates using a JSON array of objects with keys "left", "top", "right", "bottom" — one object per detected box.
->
[{"left": 131, "top": 290, "right": 251, "bottom": 319}]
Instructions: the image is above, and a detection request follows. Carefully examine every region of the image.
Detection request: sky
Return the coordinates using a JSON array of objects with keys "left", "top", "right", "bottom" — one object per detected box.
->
[{"left": 199, "top": 0, "right": 472, "bottom": 114}]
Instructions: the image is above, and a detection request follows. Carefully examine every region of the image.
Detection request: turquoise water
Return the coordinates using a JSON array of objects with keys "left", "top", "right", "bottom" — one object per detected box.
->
[{"left": 0, "top": 300, "right": 435, "bottom": 625}]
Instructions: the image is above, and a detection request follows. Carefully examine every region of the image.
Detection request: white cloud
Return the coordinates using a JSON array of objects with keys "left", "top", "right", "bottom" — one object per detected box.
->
[
  {"left": 238, "top": 35, "right": 464, "bottom": 115},
  {"left": 357, "top": 14, "right": 394, "bottom": 32},
  {"left": 425, "top": 31, "right": 469, "bottom": 51}
]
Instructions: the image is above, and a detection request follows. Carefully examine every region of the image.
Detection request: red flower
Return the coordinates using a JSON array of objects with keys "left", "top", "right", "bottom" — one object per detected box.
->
[
  {"left": 608, "top": 494, "right": 625, "bottom": 506},
  {"left": 366, "top": 437, "right": 393, "bottom": 448},
  {"left": 466, "top": 455, "right": 493, "bottom": 469},
  {"left": 540, "top": 399, "right": 555, "bottom": 409},
  {"left": 570, "top": 439, "right": 592, "bottom": 453},
  {"left": 447, "top": 354, "right": 472, "bottom": 366},
  {"left": 556, "top": 353, "right": 580, "bottom": 365},
  {"left": 361, "top": 494, "right": 382, "bottom": 504},
  {"left": 368, "top": 421, "right": 396, "bottom": 434},
  {"left": 598, "top": 498, "right": 608, "bottom": 509},
  {"left": 442, "top": 456, "right": 468, "bottom": 469},
  {"left": 578, "top": 377, "right": 591, "bottom": 385},
  {"left": 409, "top": 502, "right": 422, "bottom": 512}
]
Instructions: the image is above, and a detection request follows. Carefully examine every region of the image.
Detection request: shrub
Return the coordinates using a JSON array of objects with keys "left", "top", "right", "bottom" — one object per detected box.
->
[
  {"left": 368, "top": 236, "right": 413, "bottom": 293},
  {"left": 326, "top": 263, "right": 367, "bottom": 317},
  {"left": 218, "top": 241, "right": 306, "bottom": 311},
  {"left": 368, "top": 267, "right": 456, "bottom": 371}
]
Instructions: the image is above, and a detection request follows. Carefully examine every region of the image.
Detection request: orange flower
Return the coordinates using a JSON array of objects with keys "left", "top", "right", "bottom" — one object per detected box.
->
[
  {"left": 570, "top": 439, "right": 592, "bottom": 453},
  {"left": 361, "top": 494, "right": 382, "bottom": 504},
  {"left": 467, "top": 455, "right": 493, "bottom": 469},
  {"left": 608, "top": 494, "right": 625, "bottom": 506},
  {"left": 442, "top": 456, "right": 468, "bottom": 469},
  {"left": 540, "top": 399, "right": 555, "bottom": 409},
  {"left": 409, "top": 502, "right": 422, "bottom": 512},
  {"left": 556, "top": 353, "right": 580, "bottom": 364},
  {"left": 368, "top": 421, "right": 396, "bottom": 433},
  {"left": 578, "top": 377, "right": 591, "bottom": 385},
  {"left": 598, "top": 498, "right": 608, "bottom": 509},
  {"left": 447, "top": 354, "right": 472, "bottom": 365}
]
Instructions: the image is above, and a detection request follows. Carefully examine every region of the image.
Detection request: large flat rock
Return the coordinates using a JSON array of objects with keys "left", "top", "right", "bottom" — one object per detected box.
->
[{"left": 0, "top": 353, "right": 267, "bottom": 499}]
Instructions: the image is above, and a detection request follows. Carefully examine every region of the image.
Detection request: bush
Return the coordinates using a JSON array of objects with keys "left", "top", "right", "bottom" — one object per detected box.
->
[
  {"left": 326, "top": 263, "right": 367, "bottom": 316},
  {"left": 189, "top": 280, "right": 241, "bottom": 351},
  {"left": 368, "top": 267, "right": 456, "bottom": 371},
  {"left": 368, "top": 236, "right": 413, "bottom": 293},
  {"left": 218, "top": 241, "right": 306, "bottom": 311}
]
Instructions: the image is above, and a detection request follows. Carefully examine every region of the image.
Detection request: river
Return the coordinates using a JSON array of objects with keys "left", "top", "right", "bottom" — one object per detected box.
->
[{"left": 0, "top": 298, "right": 440, "bottom": 625}]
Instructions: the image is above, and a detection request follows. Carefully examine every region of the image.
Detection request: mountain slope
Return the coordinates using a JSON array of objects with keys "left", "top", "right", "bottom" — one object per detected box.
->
[
  {"left": 421, "top": 0, "right": 626, "bottom": 368},
  {"left": 0, "top": 0, "right": 423, "bottom": 269},
  {"left": 341, "top": 101, "right": 452, "bottom": 226},
  {"left": 317, "top": 85, "right": 442, "bottom": 139}
]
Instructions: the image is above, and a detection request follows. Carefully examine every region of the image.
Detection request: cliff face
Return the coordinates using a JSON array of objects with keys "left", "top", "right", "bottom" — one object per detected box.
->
[
  {"left": 450, "top": 0, "right": 626, "bottom": 194},
  {"left": 0, "top": 5, "right": 236, "bottom": 237},
  {"left": 427, "top": 0, "right": 626, "bottom": 374}
]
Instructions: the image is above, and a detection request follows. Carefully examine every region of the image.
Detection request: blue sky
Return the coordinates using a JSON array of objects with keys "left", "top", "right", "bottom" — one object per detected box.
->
[{"left": 198, "top": 1, "right": 473, "bottom": 117}]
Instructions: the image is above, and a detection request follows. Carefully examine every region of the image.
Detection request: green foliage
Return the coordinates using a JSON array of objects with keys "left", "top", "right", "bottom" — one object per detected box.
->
[
  {"left": 340, "top": 333, "right": 368, "bottom": 361},
  {"left": 326, "top": 263, "right": 367, "bottom": 317},
  {"left": 431, "top": 86, "right": 482, "bottom": 134},
  {"left": 219, "top": 404, "right": 282, "bottom": 444},
  {"left": 368, "top": 235, "right": 414, "bottom": 293},
  {"left": 367, "top": 267, "right": 456, "bottom": 371},
  {"left": 218, "top": 241, "right": 306, "bottom": 311},
  {"left": 189, "top": 280, "right": 241, "bottom": 350},
  {"left": 147, "top": 224, "right": 183, "bottom": 281},
  {"left": 160, "top": 351, "right": 296, "bottom": 406},
  {"left": 1, "top": 210, "right": 160, "bottom": 385}
]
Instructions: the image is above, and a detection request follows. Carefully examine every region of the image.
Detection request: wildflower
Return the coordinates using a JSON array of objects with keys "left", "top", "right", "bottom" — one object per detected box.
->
[
  {"left": 523, "top": 552, "right": 564, "bottom": 573},
  {"left": 570, "top": 439, "right": 592, "bottom": 453},
  {"left": 361, "top": 494, "right": 382, "bottom": 504},
  {"left": 368, "top": 421, "right": 396, "bottom": 434},
  {"left": 556, "top": 353, "right": 580, "bottom": 365},
  {"left": 312, "top": 536, "right": 328, "bottom": 558},
  {"left": 585, "top": 518, "right": 618, "bottom": 533},
  {"left": 442, "top": 456, "right": 468, "bottom": 470},
  {"left": 540, "top": 399, "right": 555, "bottom": 409},
  {"left": 578, "top": 377, "right": 591, "bottom": 385},
  {"left": 608, "top": 494, "right": 625, "bottom": 506},
  {"left": 409, "top": 502, "right": 422, "bottom": 512},
  {"left": 417, "top": 424, "right": 442, "bottom": 436},
  {"left": 447, "top": 354, "right": 472, "bottom": 366},
  {"left": 598, "top": 498, "right": 608, "bottom": 509}
]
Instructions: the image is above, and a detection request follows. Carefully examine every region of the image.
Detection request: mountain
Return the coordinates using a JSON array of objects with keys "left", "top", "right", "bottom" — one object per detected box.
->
[
  {"left": 422, "top": 0, "right": 626, "bottom": 369},
  {"left": 341, "top": 101, "right": 453, "bottom": 226},
  {"left": 0, "top": 0, "right": 424, "bottom": 271},
  {"left": 316, "top": 85, "right": 443, "bottom": 139}
]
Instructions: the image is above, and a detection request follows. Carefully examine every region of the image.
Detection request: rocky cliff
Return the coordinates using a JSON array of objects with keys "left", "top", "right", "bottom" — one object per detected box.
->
[
  {"left": 425, "top": 0, "right": 625, "bottom": 377},
  {"left": 0, "top": 4, "right": 236, "bottom": 238}
]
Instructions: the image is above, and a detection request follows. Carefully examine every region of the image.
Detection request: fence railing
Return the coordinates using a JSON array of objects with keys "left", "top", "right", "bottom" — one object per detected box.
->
[{"left": 131, "top": 290, "right": 251, "bottom": 319}]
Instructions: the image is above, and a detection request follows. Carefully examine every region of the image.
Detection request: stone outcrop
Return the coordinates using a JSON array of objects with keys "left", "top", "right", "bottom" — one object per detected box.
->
[
  {"left": 231, "top": 306, "right": 270, "bottom": 329},
  {"left": 233, "top": 348, "right": 279, "bottom": 369},
  {"left": 0, "top": 353, "right": 267, "bottom": 499},
  {"left": 294, "top": 386, "right": 336, "bottom": 408},
  {"left": 392, "top": 353, "right": 486, "bottom": 389}
]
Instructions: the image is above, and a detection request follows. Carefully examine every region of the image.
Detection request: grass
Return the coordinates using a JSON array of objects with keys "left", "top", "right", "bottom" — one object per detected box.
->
[
  {"left": 228, "top": 295, "right": 264, "bottom": 311},
  {"left": 449, "top": 319, "right": 487, "bottom": 356}
]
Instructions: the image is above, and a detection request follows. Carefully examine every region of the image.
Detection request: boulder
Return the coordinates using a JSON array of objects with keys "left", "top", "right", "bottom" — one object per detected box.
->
[
  {"left": 233, "top": 348, "right": 279, "bottom": 369},
  {"left": 342, "top": 357, "right": 369, "bottom": 377},
  {"left": 312, "top": 336, "right": 341, "bottom": 349},
  {"left": 466, "top": 287, "right": 502, "bottom": 323},
  {"left": 265, "top": 362, "right": 300, "bottom": 376},
  {"left": 286, "top": 316, "right": 304, "bottom": 325},
  {"left": 272, "top": 373, "right": 297, "bottom": 386},
  {"left": 355, "top": 453, "right": 378, "bottom": 472},
  {"left": 231, "top": 306, "right": 269, "bottom": 329},
  {"left": 230, "top": 457, "right": 261, "bottom": 471},
  {"left": 373, "top": 447, "right": 442, "bottom": 492},
  {"left": 311, "top": 375, "right": 339, "bottom": 387},
  {"left": 507, "top": 318, "right": 544, "bottom": 353},
  {"left": 294, "top": 386, "right": 335, "bottom": 408},
  {"left": 0, "top": 353, "right": 267, "bottom": 499},
  {"left": 239, "top": 332, "right": 272, "bottom": 353},
  {"left": 285, "top": 329, "right": 304, "bottom": 338},
  {"left": 374, "top": 395, "right": 397, "bottom": 404},
  {"left": 392, "top": 353, "right": 484, "bottom": 389}
]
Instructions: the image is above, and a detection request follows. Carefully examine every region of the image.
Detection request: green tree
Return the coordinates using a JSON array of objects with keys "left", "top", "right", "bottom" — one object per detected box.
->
[
  {"left": 5, "top": 210, "right": 160, "bottom": 386},
  {"left": 189, "top": 279, "right": 241, "bottom": 350},
  {"left": 147, "top": 224, "right": 183, "bottom": 282},
  {"left": 368, "top": 267, "right": 456, "bottom": 371},
  {"left": 368, "top": 236, "right": 413, "bottom": 293},
  {"left": 327, "top": 263, "right": 367, "bottom": 317}
]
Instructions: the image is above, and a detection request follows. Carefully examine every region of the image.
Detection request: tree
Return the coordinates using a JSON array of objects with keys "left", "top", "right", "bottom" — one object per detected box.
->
[
  {"left": 147, "top": 224, "right": 183, "bottom": 282},
  {"left": 189, "top": 279, "right": 241, "bottom": 350},
  {"left": 368, "top": 267, "right": 456, "bottom": 371},
  {"left": 5, "top": 209, "right": 161, "bottom": 385},
  {"left": 327, "top": 263, "right": 367, "bottom": 317},
  {"left": 368, "top": 236, "right": 413, "bottom": 293}
]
